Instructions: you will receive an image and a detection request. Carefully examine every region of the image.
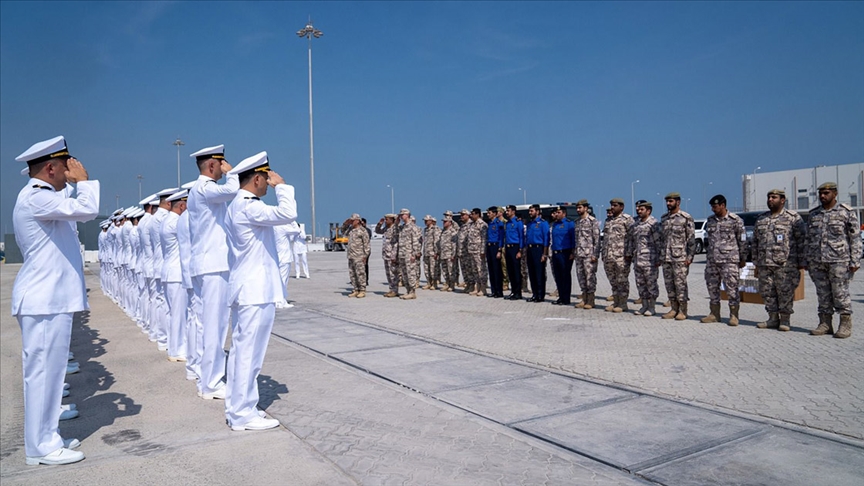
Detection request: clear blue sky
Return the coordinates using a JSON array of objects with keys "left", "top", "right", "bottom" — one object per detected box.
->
[{"left": 2, "top": 1, "right": 863, "bottom": 238}]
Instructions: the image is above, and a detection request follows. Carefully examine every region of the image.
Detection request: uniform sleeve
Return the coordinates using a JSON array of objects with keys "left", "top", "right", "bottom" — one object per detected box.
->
[
  {"left": 32, "top": 180, "right": 100, "bottom": 222},
  {"left": 243, "top": 185, "right": 297, "bottom": 226},
  {"left": 652, "top": 220, "right": 662, "bottom": 262},
  {"left": 735, "top": 216, "right": 746, "bottom": 262},
  {"left": 542, "top": 222, "right": 551, "bottom": 248},
  {"left": 686, "top": 215, "right": 696, "bottom": 260},
  {"left": 592, "top": 220, "right": 601, "bottom": 259},
  {"left": 847, "top": 211, "right": 862, "bottom": 266},
  {"left": 792, "top": 215, "right": 806, "bottom": 268},
  {"left": 363, "top": 229, "right": 371, "bottom": 258},
  {"left": 374, "top": 222, "right": 386, "bottom": 235},
  {"left": 200, "top": 174, "right": 239, "bottom": 204},
  {"left": 569, "top": 221, "right": 576, "bottom": 250}
]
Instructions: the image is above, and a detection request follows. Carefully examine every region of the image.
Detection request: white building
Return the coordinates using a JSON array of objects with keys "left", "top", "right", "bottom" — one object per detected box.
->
[{"left": 742, "top": 163, "right": 863, "bottom": 218}]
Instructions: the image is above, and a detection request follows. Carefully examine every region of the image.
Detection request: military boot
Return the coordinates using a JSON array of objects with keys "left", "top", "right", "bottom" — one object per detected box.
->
[
  {"left": 643, "top": 299, "right": 655, "bottom": 317},
  {"left": 606, "top": 295, "right": 615, "bottom": 302},
  {"left": 757, "top": 312, "right": 780, "bottom": 329},
  {"left": 422, "top": 283, "right": 432, "bottom": 290},
  {"left": 634, "top": 297, "right": 649, "bottom": 315},
  {"left": 834, "top": 315, "right": 852, "bottom": 339},
  {"left": 675, "top": 301, "right": 688, "bottom": 320},
  {"left": 700, "top": 303, "right": 721, "bottom": 323},
  {"left": 584, "top": 293, "right": 595, "bottom": 309},
  {"left": 575, "top": 293, "right": 586, "bottom": 309},
  {"left": 613, "top": 296, "right": 628, "bottom": 313},
  {"left": 605, "top": 297, "right": 616, "bottom": 312},
  {"left": 348, "top": 291, "right": 358, "bottom": 298},
  {"left": 778, "top": 313, "right": 791, "bottom": 332},
  {"left": 383, "top": 291, "right": 398, "bottom": 298},
  {"left": 728, "top": 305, "right": 740, "bottom": 327},
  {"left": 810, "top": 314, "right": 834, "bottom": 335},
  {"left": 400, "top": 291, "right": 417, "bottom": 300},
  {"left": 634, "top": 297, "right": 643, "bottom": 305},
  {"left": 356, "top": 291, "right": 366, "bottom": 299},
  {"left": 663, "top": 300, "right": 671, "bottom": 307},
  {"left": 662, "top": 301, "right": 679, "bottom": 319}
]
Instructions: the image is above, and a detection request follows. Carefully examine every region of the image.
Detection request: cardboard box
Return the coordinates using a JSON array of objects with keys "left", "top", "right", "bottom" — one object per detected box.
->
[{"left": 721, "top": 269, "right": 805, "bottom": 304}]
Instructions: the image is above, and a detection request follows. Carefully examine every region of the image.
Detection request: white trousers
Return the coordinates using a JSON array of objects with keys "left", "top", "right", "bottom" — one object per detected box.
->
[
  {"left": 185, "top": 288, "right": 203, "bottom": 379},
  {"left": 225, "top": 303, "right": 275, "bottom": 427},
  {"left": 295, "top": 253, "right": 309, "bottom": 277},
  {"left": 150, "top": 278, "right": 169, "bottom": 345},
  {"left": 279, "top": 263, "right": 291, "bottom": 301},
  {"left": 18, "top": 313, "right": 72, "bottom": 457},
  {"left": 193, "top": 272, "right": 229, "bottom": 394},
  {"left": 164, "top": 282, "right": 188, "bottom": 358}
]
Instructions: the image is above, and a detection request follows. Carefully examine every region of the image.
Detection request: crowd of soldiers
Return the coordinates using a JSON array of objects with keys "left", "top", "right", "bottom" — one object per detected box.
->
[
  {"left": 342, "top": 188, "right": 861, "bottom": 339},
  {"left": 11, "top": 137, "right": 306, "bottom": 466}
]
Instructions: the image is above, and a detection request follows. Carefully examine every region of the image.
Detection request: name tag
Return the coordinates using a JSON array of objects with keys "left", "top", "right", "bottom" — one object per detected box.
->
[{"left": 776, "top": 234, "right": 784, "bottom": 242}]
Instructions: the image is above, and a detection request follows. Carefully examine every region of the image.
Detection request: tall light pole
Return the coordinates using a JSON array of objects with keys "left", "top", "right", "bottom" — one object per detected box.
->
[
  {"left": 387, "top": 184, "right": 394, "bottom": 214},
  {"left": 115, "top": 194, "right": 120, "bottom": 209},
  {"left": 298, "top": 19, "right": 322, "bottom": 243},
  {"left": 137, "top": 174, "right": 144, "bottom": 201},
  {"left": 631, "top": 180, "right": 640, "bottom": 210},
  {"left": 173, "top": 137, "right": 185, "bottom": 188},
  {"left": 518, "top": 187, "right": 527, "bottom": 205},
  {"left": 750, "top": 166, "right": 761, "bottom": 211},
  {"left": 702, "top": 181, "right": 712, "bottom": 218}
]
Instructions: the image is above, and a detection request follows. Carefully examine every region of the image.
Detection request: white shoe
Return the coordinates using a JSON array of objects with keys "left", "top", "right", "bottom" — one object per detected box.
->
[
  {"left": 25, "top": 447, "right": 84, "bottom": 466},
  {"left": 157, "top": 343, "right": 168, "bottom": 352},
  {"left": 66, "top": 363, "right": 80, "bottom": 374},
  {"left": 198, "top": 386, "right": 226, "bottom": 400},
  {"left": 59, "top": 409, "right": 79, "bottom": 421},
  {"left": 185, "top": 371, "right": 198, "bottom": 381},
  {"left": 230, "top": 416, "right": 279, "bottom": 431},
  {"left": 61, "top": 403, "right": 76, "bottom": 411},
  {"left": 168, "top": 355, "right": 186, "bottom": 362},
  {"left": 63, "top": 383, "right": 70, "bottom": 390},
  {"left": 283, "top": 303, "right": 294, "bottom": 308},
  {"left": 67, "top": 352, "right": 74, "bottom": 361},
  {"left": 62, "top": 389, "right": 70, "bottom": 398},
  {"left": 63, "top": 438, "right": 81, "bottom": 450}
]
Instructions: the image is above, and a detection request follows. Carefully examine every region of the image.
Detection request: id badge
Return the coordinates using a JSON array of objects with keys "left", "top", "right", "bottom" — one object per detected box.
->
[{"left": 776, "top": 234, "right": 784, "bottom": 243}]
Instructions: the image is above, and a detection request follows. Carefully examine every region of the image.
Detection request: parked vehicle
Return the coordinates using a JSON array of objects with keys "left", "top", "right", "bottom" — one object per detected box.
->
[{"left": 694, "top": 220, "right": 707, "bottom": 254}]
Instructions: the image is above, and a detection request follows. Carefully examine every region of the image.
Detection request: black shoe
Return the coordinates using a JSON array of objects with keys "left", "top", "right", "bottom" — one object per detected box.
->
[
  {"left": 551, "top": 299, "right": 562, "bottom": 305},
  {"left": 526, "top": 297, "right": 537, "bottom": 302},
  {"left": 494, "top": 293, "right": 503, "bottom": 298}
]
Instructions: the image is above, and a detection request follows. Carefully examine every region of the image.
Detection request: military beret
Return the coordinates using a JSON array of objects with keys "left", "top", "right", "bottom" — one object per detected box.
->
[
  {"left": 350, "top": 213, "right": 361, "bottom": 220},
  {"left": 459, "top": 209, "right": 470, "bottom": 215},
  {"left": 665, "top": 192, "right": 681, "bottom": 200},
  {"left": 575, "top": 199, "right": 589, "bottom": 206},
  {"left": 385, "top": 213, "right": 397, "bottom": 219},
  {"left": 817, "top": 182, "right": 837, "bottom": 191},
  {"left": 766, "top": 189, "right": 785, "bottom": 197},
  {"left": 709, "top": 194, "right": 726, "bottom": 205},
  {"left": 399, "top": 208, "right": 411, "bottom": 215},
  {"left": 610, "top": 197, "right": 625, "bottom": 205},
  {"left": 636, "top": 200, "right": 652, "bottom": 209}
]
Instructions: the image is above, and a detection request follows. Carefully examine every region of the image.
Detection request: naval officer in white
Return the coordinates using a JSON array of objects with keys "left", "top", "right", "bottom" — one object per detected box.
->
[
  {"left": 224, "top": 151, "right": 296, "bottom": 430},
  {"left": 188, "top": 144, "right": 238, "bottom": 399},
  {"left": 12, "top": 136, "right": 99, "bottom": 465}
]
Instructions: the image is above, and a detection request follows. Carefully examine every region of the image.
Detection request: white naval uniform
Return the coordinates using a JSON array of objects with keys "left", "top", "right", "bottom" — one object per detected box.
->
[
  {"left": 293, "top": 231, "right": 309, "bottom": 277},
  {"left": 135, "top": 212, "right": 153, "bottom": 328},
  {"left": 161, "top": 211, "right": 187, "bottom": 359},
  {"left": 188, "top": 173, "right": 239, "bottom": 394},
  {"left": 148, "top": 207, "right": 169, "bottom": 345},
  {"left": 225, "top": 186, "right": 296, "bottom": 427},
  {"left": 177, "top": 210, "right": 202, "bottom": 380},
  {"left": 274, "top": 222, "right": 300, "bottom": 303},
  {"left": 12, "top": 178, "right": 99, "bottom": 457}
]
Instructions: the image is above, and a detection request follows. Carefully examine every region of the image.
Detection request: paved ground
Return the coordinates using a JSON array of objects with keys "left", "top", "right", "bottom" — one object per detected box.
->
[{"left": 1, "top": 241, "right": 862, "bottom": 485}]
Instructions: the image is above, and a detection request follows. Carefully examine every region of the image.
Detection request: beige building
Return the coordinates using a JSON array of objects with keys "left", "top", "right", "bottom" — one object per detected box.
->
[{"left": 742, "top": 163, "right": 863, "bottom": 219}]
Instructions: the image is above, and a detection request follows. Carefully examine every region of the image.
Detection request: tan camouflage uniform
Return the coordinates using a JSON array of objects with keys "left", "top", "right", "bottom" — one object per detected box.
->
[
  {"left": 629, "top": 215, "right": 661, "bottom": 302},
  {"left": 602, "top": 213, "right": 635, "bottom": 301},
  {"left": 423, "top": 223, "right": 442, "bottom": 286},
  {"left": 397, "top": 219, "right": 423, "bottom": 294},
  {"left": 752, "top": 208, "right": 806, "bottom": 329},
  {"left": 467, "top": 217, "right": 488, "bottom": 294},
  {"left": 659, "top": 210, "right": 696, "bottom": 310},
  {"left": 375, "top": 219, "right": 399, "bottom": 294},
  {"left": 343, "top": 222, "right": 371, "bottom": 293},
  {"left": 439, "top": 223, "right": 459, "bottom": 289},
  {"left": 574, "top": 215, "right": 600, "bottom": 295},
  {"left": 457, "top": 219, "right": 474, "bottom": 289},
  {"left": 704, "top": 212, "right": 746, "bottom": 305}
]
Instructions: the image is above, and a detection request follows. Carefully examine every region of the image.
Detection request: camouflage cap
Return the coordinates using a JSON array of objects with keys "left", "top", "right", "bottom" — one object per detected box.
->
[
  {"left": 459, "top": 208, "right": 470, "bottom": 215},
  {"left": 575, "top": 199, "right": 589, "bottom": 206},
  {"left": 443, "top": 210, "right": 453, "bottom": 216},
  {"left": 350, "top": 213, "right": 361, "bottom": 220},
  {"left": 709, "top": 194, "right": 726, "bottom": 205},
  {"left": 766, "top": 189, "right": 785, "bottom": 197},
  {"left": 399, "top": 208, "right": 411, "bottom": 215},
  {"left": 610, "top": 197, "right": 625, "bottom": 205},
  {"left": 442, "top": 215, "right": 453, "bottom": 222},
  {"left": 636, "top": 200, "right": 652, "bottom": 209},
  {"left": 385, "top": 213, "right": 397, "bottom": 219},
  {"left": 665, "top": 192, "right": 681, "bottom": 200},
  {"left": 817, "top": 182, "right": 837, "bottom": 191},
  {"left": 423, "top": 214, "right": 434, "bottom": 221}
]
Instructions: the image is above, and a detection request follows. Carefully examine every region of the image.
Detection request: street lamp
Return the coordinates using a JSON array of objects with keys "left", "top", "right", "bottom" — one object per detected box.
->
[
  {"left": 115, "top": 194, "right": 120, "bottom": 209},
  {"left": 518, "top": 187, "right": 527, "bottom": 205},
  {"left": 387, "top": 184, "right": 394, "bottom": 214},
  {"left": 297, "top": 18, "right": 323, "bottom": 243},
  {"left": 173, "top": 137, "right": 185, "bottom": 188},
  {"left": 702, "top": 181, "right": 712, "bottom": 218},
  {"left": 137, "top": 174, "right": 144, "bottom": 201},
  {"left": 631, "top": 180, "right": 640, "bottom": 210},
  {"left": 751, "top": 166, "right": 761, "bottom": 211}
]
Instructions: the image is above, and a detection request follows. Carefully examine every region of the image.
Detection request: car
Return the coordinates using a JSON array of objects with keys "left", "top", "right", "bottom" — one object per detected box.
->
[{"left": 694, "top": 220, "right": 707, "bottom": 254}]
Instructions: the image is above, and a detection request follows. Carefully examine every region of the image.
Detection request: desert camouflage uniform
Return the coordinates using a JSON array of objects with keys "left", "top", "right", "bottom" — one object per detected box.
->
[
  {"left": 659, "top": 210, "right": 696, "bottom": 303},
  {"left": 397, "top": 220, "right": 423, "bottom": 293},
  {"left": 467, "top": 218, "right": 488, "bottom": 291},
  {"left": 704, "top": 212, "right": 746, "bottom": 305},
  {"left": 439, "top": 225, "right": 458, "bottom": 288},
  {"left": 806, "top": 204, "right": 861, "bottom": 316},
  {"left": 375, "top": 220, "right": 400, "bottom": 293},
  {"left": 602, "top": 213, "right": 635, "bottom": 299},
  {"left": 423, "top": 224, "right": 442, "bottom": 285},
  {"left": 343, "top": 224, "right": 371, "bottom": 292},
  {"left": 628, "top": 215, "right": 661, "bottom": 300},
  {"left": 457, "top": 221, "right": 474, "bottom": 288},
  {"left": 752, "top": 209, "right": 806, "bottom": 315},
  {"left": 574, "top": 215, "right": 601, "bottom": 294}
]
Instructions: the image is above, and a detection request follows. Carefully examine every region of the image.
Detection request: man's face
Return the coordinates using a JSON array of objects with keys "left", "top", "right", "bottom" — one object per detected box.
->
[
  {"left": 819, "top": 189, "right": 836, "bottom": 206},
  {"left": 528, "top": 208, "right": 538, "bottom": 219},
  {"left": 767, "top": 194, "right": 784, "bottom": 211},
  {"left": 385, "top": 217, "right": 395, "bottom": 227},
  {"left": 425, "top": 220, "right": 434, "bottom": 228},
  {"left": 710, "top": 202, "right": 726, "bottom": 217},
  {"left": 576, "top": 205, "right": 587, "bottom": 216},
  {"left": 460, "top": 213, "right": 469, "bottom": 222},
  {"left": 666, "top": 198, "right": 679, "bottom": 212},
  {"left": 636, "top": 206, "right": 649, "bottom": 220},
  {"left": 506, "top": 208, "right": 516, "bottom": 219},
  {"left": 352, "top": 219, "right": 360, "bottom": 228},
  {"left": 611, "top": 202, "right": 623, "bottom": 217},
  {"left": 444, "top": 220, "right": 451, "bottom": 229},
  {"left": 401, "top": 213, "right": 410, "bottom": 223},
  {"left": 470, "top": 212, "right": 479, "bottom": 222},
  {"left": 486, "top": 210, "right": 495, "bottom": 221},
  {"left": 552, "top": 209, "right": 563, "bottom": 221}
]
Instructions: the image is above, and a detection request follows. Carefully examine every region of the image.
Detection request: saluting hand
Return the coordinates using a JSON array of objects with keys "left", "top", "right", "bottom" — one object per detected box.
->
[
  {"left": 64, "top": 158, "right": 88, "bottom": 183},
  {"left": 267, "top": 170, "right": 285, "bottom": 187},
  {"left": 220, "top": 160, "right": 233, "bottom": 175}
]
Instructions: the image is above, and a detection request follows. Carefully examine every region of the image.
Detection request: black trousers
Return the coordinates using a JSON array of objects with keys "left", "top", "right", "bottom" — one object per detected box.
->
[
  {"left": 526, "top": 246, "right": 546, "bottom": 301},
  {"left": 504, "top": 245, "right": 522, "bottom": 296},
  {"left": 485, "top": 244, "right": 503, "bottom": 295},
  {"left": 551, "top": 251, "right": 574, "bottom": 304}
]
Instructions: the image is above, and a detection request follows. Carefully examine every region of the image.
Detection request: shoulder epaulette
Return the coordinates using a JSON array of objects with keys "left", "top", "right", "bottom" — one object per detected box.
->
[
  {"left": 32, "top": 184, "right": 52, "bottom": 190},
  {"left": 839, "top": 203, "right": 852, "bottom": 210}
]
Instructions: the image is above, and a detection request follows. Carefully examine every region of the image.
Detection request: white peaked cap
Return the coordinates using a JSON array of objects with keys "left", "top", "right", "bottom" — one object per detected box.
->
[
  {"left": 181, "top": 180, "right": 196, "bottom": 190},
  {"left": 21, "top": 167, "right": 29, "bottom": 176},
  {"left": 134, "top": 208, "right": 147, "bottom": 218},
  {"left": 166, "top": 189, "right": 188, "bottom": 202},
  {"left": 139, "top": 194, "right": 158, "bottom": 206},
  {"left": 15, "top": 136, "right": 69, "bottom": 163},
  {"left": 100, "top": 220, "right": 111, "bottom": 228},
  {"left": 148, "top": 199, "right": 161, "bottom": 206},
  {"left": 229, "top": 151, "right": 269, "bottom": 175},
  {"left": 190, "top": 144, "right": 225, "bottom": 159},
  {"left": 121, "top": 206, "right": 138, "bottom": 217},
  {"left": 156, "top": 187, "right": 179, "bottom": 197}
]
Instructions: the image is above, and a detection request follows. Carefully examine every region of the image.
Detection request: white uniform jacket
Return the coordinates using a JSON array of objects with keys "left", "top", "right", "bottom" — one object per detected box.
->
[
  {"left": 149, "top": 208, "right": 168, "bottom": 279},
  {"left": 177, "top": 211, "right": 193, "bottom": 290},
  {"left": 160, "top": 212, "right": 182, "bottom": 283},
  {"left": 12, "top": 179, "right": 100, "bottom": 316},
  {"left": 226, "top": 186, "right": 297, "bottom": 306},
  {"left": 137, "top": 213, "right": 154, "bottom": 278},
  {"left": 188, "top": 174, "right": 239, "bottom": 277}
]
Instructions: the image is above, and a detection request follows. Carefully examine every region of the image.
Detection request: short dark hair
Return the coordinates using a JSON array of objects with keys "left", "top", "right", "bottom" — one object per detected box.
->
[
  {"left": 238, "top": 169, "right": 259, "bottom": 186},
  {"left": 487, "top": 206, "right": 497, "bottom": 213},
  {"left": 507, "top": 204, "right": 517, "bottom": 211},
  {"left": 471, "top": 208, "right": 482, "bottom": 216},
  {"left": 530, "top": 204, "right": 541, "bottom": 211}
]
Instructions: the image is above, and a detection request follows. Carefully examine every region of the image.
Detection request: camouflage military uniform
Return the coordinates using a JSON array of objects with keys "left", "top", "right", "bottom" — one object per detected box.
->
[
  {"left": 423, "top": 224, "right": 442, "bottom": 287},
  {"left": 659, "top": 210, "right": 696, "bottom": 305},
  {"left": 752, "top": 209, "right": 805, "bottom": 327},
  {"left": 375, "top": 220, "right": 399, "bottom": 294},
  {"left": 628, "top": 215, "right": 661, "bottom": 302},
  {"left": 397, "top": 219, "right": 423, "bottom": 294},
  {"left": 438, "top": 224, "right": 459, "bottom": 289},
  {"left": 457, "top": 220, "right": 474, "bottom": 289},
  {"left": 806, "top": 201, "right": 861, "bottom": 334},
  {"left": 704, "top": 212, "right": 745, "bottom": 305},
  {"left": 467, "top": 218, "right": 489, "bottom": 294},
  {"left": 574, "top": 215, "right": 600, "bottom": 295},
  {"left": 343, "top": 224, "right": 371, "bottom": 293},
  {"left": 602, "top": 213, "right": 634, "bottom": 301}
]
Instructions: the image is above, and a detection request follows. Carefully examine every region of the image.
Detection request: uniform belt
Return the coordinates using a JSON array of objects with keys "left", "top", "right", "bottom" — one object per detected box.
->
[
  {"left": 552, "top": 249, "right": 572, "bottom": 254},
  {"left": 487, "top": 242, "right": 500, "bottom": 246},
  {"left": 505, "top": 244, "right": 520, "bottom": 247},
  {"left": 527, "top": 244, "right": 543, "bottom": 247}
]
